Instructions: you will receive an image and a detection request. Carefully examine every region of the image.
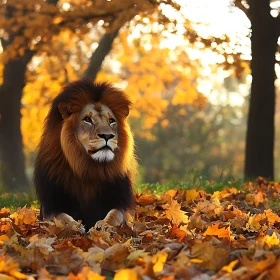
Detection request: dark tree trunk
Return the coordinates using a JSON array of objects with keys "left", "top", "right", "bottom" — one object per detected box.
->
[
  {"left": 245, "top": 0, "right": 279, "bottom": 179},
  {"left": 0, "top": 0, "right": 58, "bottom": 191},
  {"left": 0, "top": 52, "right": 33, "bottom": 191},
  {"left": 83, "top": 28, "right": 120, "bottom": 81}
]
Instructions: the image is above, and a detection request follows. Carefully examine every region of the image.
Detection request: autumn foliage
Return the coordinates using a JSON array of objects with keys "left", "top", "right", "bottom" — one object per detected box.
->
[{"left": 0, "top": 178, "right": 280, "bottom": 279}]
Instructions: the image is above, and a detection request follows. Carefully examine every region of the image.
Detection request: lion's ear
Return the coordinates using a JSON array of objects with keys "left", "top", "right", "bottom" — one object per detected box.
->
[
  {"left": 123, "top": 105, "right": 130, "bottom": 118},
  {"left": 121, "top": 97, "right": 132, "bottom": 118},
  {"left": 58, "top": 102, "right": 72, "bottom": 119}
]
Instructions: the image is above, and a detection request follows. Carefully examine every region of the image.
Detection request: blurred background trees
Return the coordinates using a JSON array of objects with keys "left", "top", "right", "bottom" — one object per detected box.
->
[{"left": 0, "top": 0, "right": 279, "bottom": 191}]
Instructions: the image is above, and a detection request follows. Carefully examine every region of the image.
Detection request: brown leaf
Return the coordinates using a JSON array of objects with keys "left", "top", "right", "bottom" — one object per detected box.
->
[
  {"left": 136, "top": 195, "right": 156, "bottom": 206},
  {"left": 104, "top": 244, "right": 130, "bottom": 270}
]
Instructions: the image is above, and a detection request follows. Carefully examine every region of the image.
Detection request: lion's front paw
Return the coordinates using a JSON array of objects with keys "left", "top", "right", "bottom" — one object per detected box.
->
[
  {"left": 94, "top": 220, "right": 117, "bottom": 232},
  {"left": 54, "top": 213, "right": 85, "bottom": 234},
  {"left": 68, "top": 220, "right": 86, "bottom": 234}
]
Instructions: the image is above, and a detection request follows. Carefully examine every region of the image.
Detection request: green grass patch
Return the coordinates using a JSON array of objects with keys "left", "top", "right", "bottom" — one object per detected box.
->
[
  {"left": 136, "top": 171, "right": 243, "bottom": 194},
  {"left": 269, "top": 199, "right": 280, "bottom": 211},
  {"left": 0, "top": 192, "right": 39, "bottom": 210}
]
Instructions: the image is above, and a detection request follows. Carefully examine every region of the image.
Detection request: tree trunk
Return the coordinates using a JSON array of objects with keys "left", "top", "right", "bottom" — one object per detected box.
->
[
  {"left": 83, "top": 28, "right": 120, "bottom": 81},
  {"left": 0, "top": 0, "right": 58, "bottom": 191},
  {"left": 245, "top": 0, "right": 278, "bottom": 179},
  {"left": 0, "top": 53, "right": 33, "bottom": 191}
]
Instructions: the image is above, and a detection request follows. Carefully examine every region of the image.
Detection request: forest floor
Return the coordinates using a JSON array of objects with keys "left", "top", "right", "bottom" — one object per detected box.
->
[{"left": 0, "top": 178, "right": 280, "bottom": 279}]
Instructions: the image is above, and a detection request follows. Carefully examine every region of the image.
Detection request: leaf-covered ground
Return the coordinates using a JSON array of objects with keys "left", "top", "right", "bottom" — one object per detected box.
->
[{"left": 1, "top": 178, "right": 280, "bottom": 279}]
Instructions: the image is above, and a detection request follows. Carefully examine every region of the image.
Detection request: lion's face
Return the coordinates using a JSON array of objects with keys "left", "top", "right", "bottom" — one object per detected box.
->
[{"left": 76, "top": 103, "right": 118, "bottom": 162}]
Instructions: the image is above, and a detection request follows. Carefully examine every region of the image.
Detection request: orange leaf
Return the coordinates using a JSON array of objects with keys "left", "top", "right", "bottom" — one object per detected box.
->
[
  {"left": 203, "top": 223, "right": 231, "bottom": 239},
  {"left": 170, "top": 224, "right": 186, "bottom": 242},
  {"left": 136, "top": 195, "right": 155, "bottom": 206},
  {"left": 265, "top": 209, "right": 280, "bottom": 225}
]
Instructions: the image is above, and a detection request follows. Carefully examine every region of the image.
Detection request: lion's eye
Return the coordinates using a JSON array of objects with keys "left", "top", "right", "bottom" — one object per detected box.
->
[
  {"left": 83, "top": 116, "right": 92, "bottom": 124},
  {"left": 109, "top": 118, "right": 116, "bottom": 125}
]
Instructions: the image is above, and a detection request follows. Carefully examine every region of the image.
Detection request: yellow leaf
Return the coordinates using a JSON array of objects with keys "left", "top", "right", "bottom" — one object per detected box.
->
[
  {"left": 186, "top": 189, "right": 199, "bottom": 202},
  {"left": 246, "top": 215, "right": 261, "bottom": 231},
  {"left": 152, "top": 250, "right": 168, "bottom": 273},
  {"left": 165, "top": 200, "right": 188, "bottom": 225},
  {"left": 221, "top": 259, "right": 239, "bottom": 273},
  {"left": 114, "top": 268, "right": 139, "bottom": 280},
  {"left": 263, "top": 232, "right": 280, "bottom": 248},
  {"left": 0, "top": 235, "right": 9, "bottom": 242}
]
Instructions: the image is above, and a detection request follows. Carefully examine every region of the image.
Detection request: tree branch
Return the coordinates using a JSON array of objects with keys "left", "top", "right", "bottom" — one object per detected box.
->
[
  {"left": 82, "top": 28, "right": 121, "bottom": 81},
  {"left": 234, "top": 0, "right": 251, "bottom": 20}
]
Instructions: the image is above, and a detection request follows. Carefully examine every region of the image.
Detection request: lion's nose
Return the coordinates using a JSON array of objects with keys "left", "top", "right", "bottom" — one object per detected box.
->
[{"left": 98, "top": 133, "right": 115, "bottom": 141}]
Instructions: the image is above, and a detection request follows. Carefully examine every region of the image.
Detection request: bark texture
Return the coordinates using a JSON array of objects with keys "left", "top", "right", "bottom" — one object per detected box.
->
[
  {"left": 0, "top": 53, "right": 33, "bottom": 191},
  {"left": 83, "top": 28, "right": 120, "bottom": 81},
  {"left": 245, "top": 0, "right": 279, "bottom": 179}
]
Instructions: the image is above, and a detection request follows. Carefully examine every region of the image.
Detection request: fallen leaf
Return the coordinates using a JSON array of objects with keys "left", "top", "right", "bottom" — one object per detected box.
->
[
  {"left": 203, "top": 223, "right": 231, "bottom": 239},
  {"left": 263, "top": 232, "right": 280, "bottom": 248},
  {"left": 114, "top": 268, "right": 140, "bottom": 280},
  {"left": 104, "top": 244, "right": 130, "bottom": 270},
  {"left": 152, "top": 250, "right": 168, "bottom": 273},
  {"left": 221, "top": 259, "right": 239, "bottom": 273},
  {"left": 164, "top": 199, "right": 188, "bottom": 225},
  {"left": 136, "top": 195, "right": 155, "bottom": 206},
  {"left": 186, "top": 189, "right": 199, "bottom": 202}
]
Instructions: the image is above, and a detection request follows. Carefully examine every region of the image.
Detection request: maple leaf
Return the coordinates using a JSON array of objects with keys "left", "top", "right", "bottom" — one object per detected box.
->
[
  {"left": 246, "top": 214, "right": 265, "bottom": 231},
  {"left": 203, "top": 223, "right": 231, "bottom": 240},
  {"left": 169, "top": 224, "right": 186, "bottom": 242},
  {"left": 195, "top": 200, "right": 220, "bottom": 217},
  {"left": 26, "top": 234, "right": 55, "bottom": 255},
  {"left": 263, "top": 232, "right": 280, "bottom": 248},
  {"left": 264, "top": 209, "right": 280, "bottom": 225},
  {"left": 10, "top": 206, "right": 37, "bottom": 226},
  {"left": 164, "top": 199, "right": 188, "bottom": 225}
]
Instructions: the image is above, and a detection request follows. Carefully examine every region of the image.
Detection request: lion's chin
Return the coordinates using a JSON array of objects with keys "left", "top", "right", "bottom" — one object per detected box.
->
[{"left": 91, "top": 149, "right": 115, "bottom": 162}]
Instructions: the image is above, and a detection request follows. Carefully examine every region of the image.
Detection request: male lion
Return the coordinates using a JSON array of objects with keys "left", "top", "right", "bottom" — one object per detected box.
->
[{"left": 34, "top": 78, "right": 137, "bottom": 231}]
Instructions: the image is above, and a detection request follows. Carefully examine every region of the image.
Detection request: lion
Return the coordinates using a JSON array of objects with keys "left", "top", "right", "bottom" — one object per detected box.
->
[{"left": 34, "top": 78, "right": 137, "bottom": 231}]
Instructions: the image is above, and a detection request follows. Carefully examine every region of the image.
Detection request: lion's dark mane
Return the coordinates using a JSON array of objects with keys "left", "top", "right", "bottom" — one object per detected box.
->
[{"left": 34, "top": 79, "right": 136, "bottom": 229}]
